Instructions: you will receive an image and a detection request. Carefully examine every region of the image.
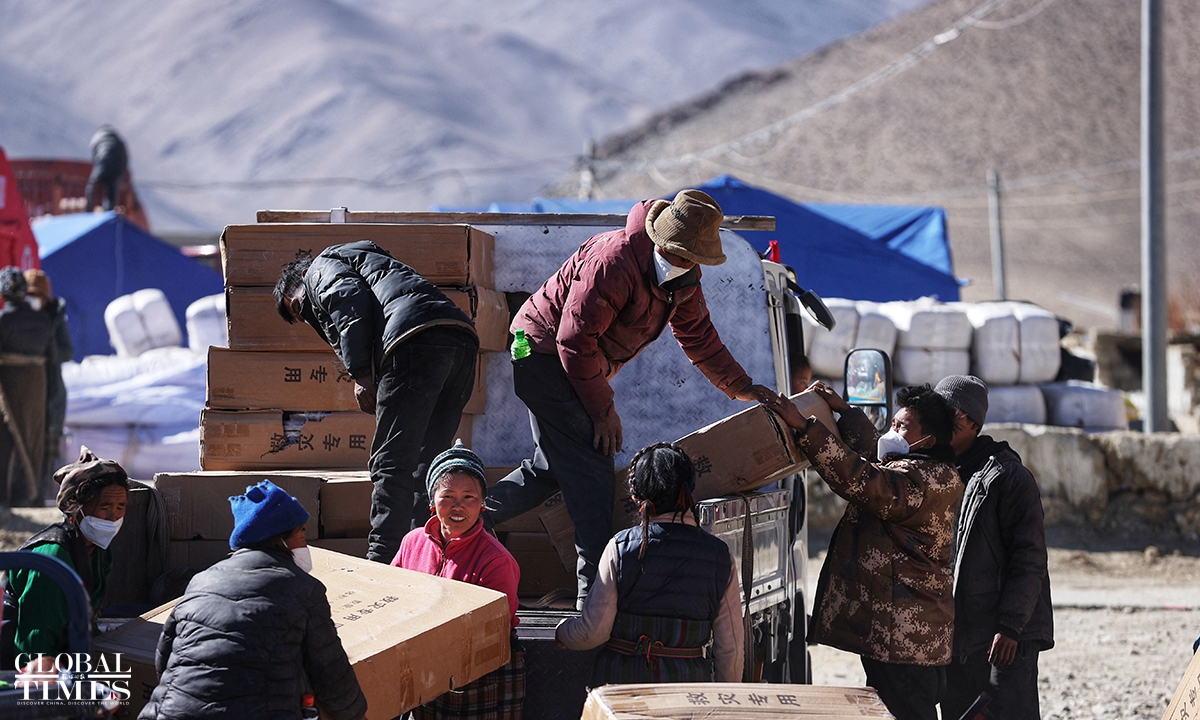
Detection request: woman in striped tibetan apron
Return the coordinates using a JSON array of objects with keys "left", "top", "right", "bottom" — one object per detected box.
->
[{"left": 555, "top": 442, "right": 744, "bottom": 684}]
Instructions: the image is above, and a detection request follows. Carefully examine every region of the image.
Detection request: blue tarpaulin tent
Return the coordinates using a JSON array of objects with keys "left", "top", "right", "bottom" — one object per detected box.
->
[
  {"left": 438, "top": 175, "right": 960, "bottom": 302},
  {"left": 32, "top": 212, "right": 225, "bottom": 360}
]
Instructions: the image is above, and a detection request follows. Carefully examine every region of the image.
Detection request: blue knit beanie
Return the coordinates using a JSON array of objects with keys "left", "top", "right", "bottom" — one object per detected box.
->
[
  {"left": 228, "top": 480, "right": 311, "bottom": 550},
  {"left": 425, "top": 440, "right": 487, "bottom": 499}
]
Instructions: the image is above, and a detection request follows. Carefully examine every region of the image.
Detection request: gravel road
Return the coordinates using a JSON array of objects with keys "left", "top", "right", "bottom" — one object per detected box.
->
[{"left": 809, "top": 540, "right": 1200, "bottom": 719}]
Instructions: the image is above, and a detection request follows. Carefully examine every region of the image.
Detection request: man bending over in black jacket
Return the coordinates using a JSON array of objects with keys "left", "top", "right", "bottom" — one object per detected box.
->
[
  {"left": 276, "top": 241, "right": 479, "bottom": 562},
  {"left": 936, "top": 376, "right": 1054, "bottom": 720}
]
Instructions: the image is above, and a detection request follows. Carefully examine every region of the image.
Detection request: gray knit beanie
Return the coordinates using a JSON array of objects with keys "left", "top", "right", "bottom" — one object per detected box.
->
[
  {"left": 934, "top": 375, "right": 989, "bottom": 428},
  {"left": 425, "top": 439, "right": 487, "bottom": 498}
]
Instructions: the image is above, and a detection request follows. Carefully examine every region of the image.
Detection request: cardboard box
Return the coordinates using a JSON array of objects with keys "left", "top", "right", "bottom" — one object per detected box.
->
[
  {"left": 226, "top": 285, "right": 330, "bottom": 351},
  {"left": 319, "top": 472, "right": 374, "bottom": 538},
  {"left": 504, "top": 532, "right": 578, "bottom": 597},
  {"left": 311, "top": 537, "right": 370, "bottom": 558},
  {"left": 167, "top": 539, "right": 232, "bottom": 571},
  {"left": 208, "top": 348, "right": 358, "bottom": 411},
  {"left": 538, "top": 391, "right": 841, "bottom": 569},
  {"left": 1164, "top": 644, "right": 1200, "bottom": 720},
  {"left": 220, "top": 223, "right": 495, "bottom": 287},
  {"left": 445, "top": 286, "right": 510, "bottom": 354},
  {"left": 93, "top": 603, "right": 171, "bottom": 719},
  {"left": 671, "top": 390, "right": 839, "bottom": 500},
  {"left": 581, "top": 683, "right": 893, "bottom": 719},
  {"left": 200, "top": 409, "right": 375, "bottom": 471},
  {"left": 96, "top": 548, "right": 511, "bottom": 720},
  {"left": 154, "top": 471, "right": 323, "bottom": 540}
]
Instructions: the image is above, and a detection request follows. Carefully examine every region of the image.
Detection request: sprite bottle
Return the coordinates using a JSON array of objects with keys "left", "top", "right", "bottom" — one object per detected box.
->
[{"left": 511, "top": 328, "right": 531, "bottom": 360}]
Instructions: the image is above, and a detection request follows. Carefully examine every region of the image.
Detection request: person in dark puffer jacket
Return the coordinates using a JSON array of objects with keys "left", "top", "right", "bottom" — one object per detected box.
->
[
  {"left": 275, "top": 240, "right": 479, "bottom": 563},
  {"left": 555, "top": 442, "right": 744, "bottom": 684},
  {"left": 935, "top": 376, "right": 1053, "bottom": 720},
  {"left": 139, "top": 480, "right": 366, "bottom": 720}
]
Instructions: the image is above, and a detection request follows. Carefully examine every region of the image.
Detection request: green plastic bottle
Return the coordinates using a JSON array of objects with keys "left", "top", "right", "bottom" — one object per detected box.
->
[{"left": 511, "top": 328, "right": 531, "bottom": 360}]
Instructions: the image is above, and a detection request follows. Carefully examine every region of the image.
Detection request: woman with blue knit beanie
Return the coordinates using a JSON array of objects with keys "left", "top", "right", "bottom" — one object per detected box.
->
[{"left": 139, "top": 480, "right": 367, "bottom": 720}]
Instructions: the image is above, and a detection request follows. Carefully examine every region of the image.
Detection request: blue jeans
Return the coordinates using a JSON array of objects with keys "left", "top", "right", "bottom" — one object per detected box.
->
[
  {"left": 367, "top": 327, "right": 477, "bottom": 563},
  {"left": 485, "top": 351, "right": 615, "bottom": 604}
]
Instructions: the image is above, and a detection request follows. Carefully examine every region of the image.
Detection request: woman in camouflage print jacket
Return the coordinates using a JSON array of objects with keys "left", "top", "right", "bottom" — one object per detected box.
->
[{"left": 780, "top": 383, "right": 963, "bottom": 667}]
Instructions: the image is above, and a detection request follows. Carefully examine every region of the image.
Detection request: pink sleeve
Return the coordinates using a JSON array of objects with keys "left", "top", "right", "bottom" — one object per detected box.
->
[{"left": 477, "top": 547, "right": 522, "bottom": 628}]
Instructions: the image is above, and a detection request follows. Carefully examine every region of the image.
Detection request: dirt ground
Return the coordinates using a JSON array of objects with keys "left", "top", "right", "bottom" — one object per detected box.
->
[
  {"left": 807, "top": 528, "right": 1200, "bottom": 720},
  {"left": 4, "top": 508, "right": 1199, "bottom": 717}
]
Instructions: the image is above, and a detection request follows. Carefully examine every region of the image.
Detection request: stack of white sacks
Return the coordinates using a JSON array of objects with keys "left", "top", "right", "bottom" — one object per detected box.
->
[
  {"left": 804, "top": 297, "right": 1126, "bottom": 431},
  {"left": 62, "top": 291, "right": 227, "bottom": 477}
]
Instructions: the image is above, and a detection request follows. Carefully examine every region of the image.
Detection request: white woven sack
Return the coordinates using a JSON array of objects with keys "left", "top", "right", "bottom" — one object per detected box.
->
[
  {"left": 103, "top": 294, "right": 151, "bottom": 358},
  {"left": 893, "top": 348, "right": 970, "bottom": 386},
  {"left": 186, "top": 294, "right": 228, "bottom": 351},
  {"left": 1039, "top": 381, "right": 1126, "bottom": 430},
  {"left": 961, "top": 302, "right": 1020, "bottom": 386},
  {"left": 132, "top": 288, "right": 182, "bottom": 351},
  {"left": 880, "top": 298, "right": 973, "bottom": 350},
  {"left": 1010, "top": 303, "right": 1061, "bottom": 384},
  {"left": 804, "top": 298, "right": 860, "bottom": 378},
  {"left": 986, "top": 384, "right": 1047, "bottom": 425},
  {"left": 854, "top": 302, "right": 898, "bottom": 358}
]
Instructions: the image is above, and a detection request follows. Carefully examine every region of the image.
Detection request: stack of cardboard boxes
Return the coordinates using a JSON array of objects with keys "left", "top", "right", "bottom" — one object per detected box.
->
[{"left": 163, "top": 222, "right": 506, "bottom": 569}]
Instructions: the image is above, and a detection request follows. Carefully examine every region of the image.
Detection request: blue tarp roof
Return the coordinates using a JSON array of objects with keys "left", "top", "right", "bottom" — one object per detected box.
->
[
  {"left": 33, "top": 213, "right": 225, "bottom": 360},
  {"left": 439, "top": 175, "right": 960, "bottom": 303}
]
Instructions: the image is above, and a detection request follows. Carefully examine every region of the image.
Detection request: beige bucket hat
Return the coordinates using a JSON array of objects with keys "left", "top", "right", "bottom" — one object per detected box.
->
[{"left": 644, "top": 189, "right": 726, "bottom": 266}]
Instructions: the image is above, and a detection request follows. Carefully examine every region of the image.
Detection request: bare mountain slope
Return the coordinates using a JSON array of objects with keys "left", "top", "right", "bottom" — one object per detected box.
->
[
  {"left": 0, "top": 0, "right": 928, "bottom": 232},
  {"left": 563, "top": 0, "right": 1200, "bottom": 329}
]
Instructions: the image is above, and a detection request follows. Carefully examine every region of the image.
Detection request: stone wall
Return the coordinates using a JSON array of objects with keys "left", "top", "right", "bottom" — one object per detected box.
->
[{"left": 805, "top": 425, "right": 1200, "bottom": 539}]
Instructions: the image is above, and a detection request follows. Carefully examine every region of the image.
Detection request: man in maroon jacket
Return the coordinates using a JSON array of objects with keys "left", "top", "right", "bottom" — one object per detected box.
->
[{"left": 486, "top": 189, "right": 776, "bottom": 606}]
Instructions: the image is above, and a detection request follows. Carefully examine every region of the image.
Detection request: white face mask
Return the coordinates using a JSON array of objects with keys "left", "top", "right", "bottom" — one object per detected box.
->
[
  {"left": 878, "top": 430, "right": 932, "bottom": 459},
  {"left": 291, "top": 546, "right": 313, "bottom": 573},
  {"left": 652, "top": 249, "right": 691, "bottom": 285},
  {"left": 78, "top": 515, "right": 123, "bottom": 549},
  {"left": 26, "top": 297, "right": 43, "bottom": 311}
]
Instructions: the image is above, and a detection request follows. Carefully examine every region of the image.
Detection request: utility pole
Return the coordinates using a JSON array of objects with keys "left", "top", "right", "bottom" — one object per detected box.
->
[
  {"left": 1142, "top": 0, "right": 1168, "bottom": 432},
  {"left": 579, "top": 140, "right": 596, "bottom": 200},
  {"left": 987, "top": 169, "right": 1007, "bottom": 301}
]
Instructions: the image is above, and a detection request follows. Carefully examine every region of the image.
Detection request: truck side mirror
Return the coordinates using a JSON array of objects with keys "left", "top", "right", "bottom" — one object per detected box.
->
[
  {"left": 843, "top": 348, "right": 892, "bottom": 432},
  {"left": 785, "top": 278, "right": 835, "bottom": 331}
]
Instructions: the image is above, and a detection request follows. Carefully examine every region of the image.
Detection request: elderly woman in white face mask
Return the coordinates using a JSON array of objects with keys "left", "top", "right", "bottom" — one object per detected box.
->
[
  {"left": 139, "top": 480, "right": 367, "bottom": 720},
  {"left": 1, "top": 446, "right": 128, "bottom": 667}
]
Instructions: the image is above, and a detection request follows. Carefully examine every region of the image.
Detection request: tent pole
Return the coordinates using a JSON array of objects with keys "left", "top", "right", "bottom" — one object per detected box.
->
[{"left": 987, "top": 169, "right": 1007, "bottom": 302}]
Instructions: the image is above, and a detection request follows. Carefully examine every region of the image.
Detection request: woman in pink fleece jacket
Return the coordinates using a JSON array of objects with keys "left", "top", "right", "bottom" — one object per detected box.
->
[{"left": 391, "top": 441, "right": 523, "bottom": 720}]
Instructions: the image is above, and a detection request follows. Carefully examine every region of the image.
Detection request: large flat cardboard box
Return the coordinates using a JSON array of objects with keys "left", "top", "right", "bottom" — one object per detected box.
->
[
  {"left": 1164, "top": 645, "right": 1200, "bottom": 720},
  {"left": 200, "top": 409, "right": 375, "bottom": 471},
  {"left": 221, "top": 223, "right": 495, "bottom": 287},
  {"left": 96, "top": 548, "right": 512, "bottom": 720},
  {"left": 208, "top": 348, "right": 358, "bottom": 411},
  {"left": 311, "top": 536, "right": 370, "bottom": 558},
  {"left": 581, "top": 683, "right": 893, "bottom": 719},
  {"left": 226, "top": 285, "right": 330, "bottom": 352},
  {"left": 505, "top": 532, "right": 577, "bottom": 597},
  {"left": 154, "top": 471, "right": 323, "bottom": 540}
]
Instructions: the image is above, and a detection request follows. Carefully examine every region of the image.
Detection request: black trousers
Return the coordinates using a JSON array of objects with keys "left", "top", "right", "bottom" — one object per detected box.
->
[
  {"left": 860, "top": 656, "right": 946, "bottom": 720},
  {"left": 367, "top": 328, "right": 477, "bottom": 563},
  {"left": 942, "top": 642, "right": 1042, "bottom": 720},
  {"left": 485, "top": 351, "right": 615, "bottom": 605}
]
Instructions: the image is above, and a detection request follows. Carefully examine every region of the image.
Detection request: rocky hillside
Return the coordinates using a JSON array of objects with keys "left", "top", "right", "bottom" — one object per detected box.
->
[{"left": 560, "top": 0, "right": 1200, "bottom": 330}]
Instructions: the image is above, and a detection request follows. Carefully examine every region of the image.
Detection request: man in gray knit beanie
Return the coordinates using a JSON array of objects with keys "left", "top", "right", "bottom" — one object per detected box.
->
[{"left": 935, "top": 375, "right": 1054, "bottom": 720}]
